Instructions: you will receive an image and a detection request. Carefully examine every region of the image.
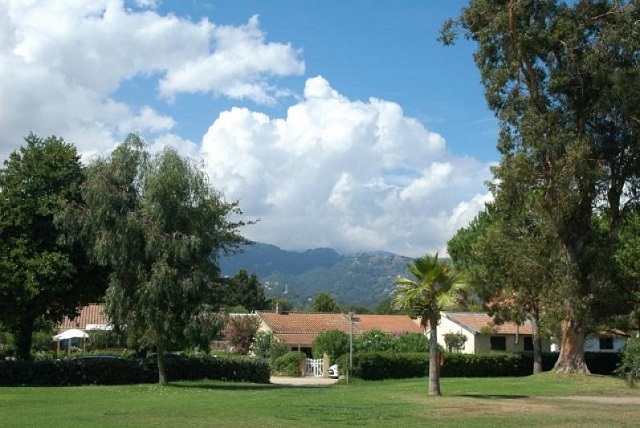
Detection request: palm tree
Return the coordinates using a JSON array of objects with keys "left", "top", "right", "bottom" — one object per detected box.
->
[{"left": 394, "top": 253, "right": 467, "bottom": 396}]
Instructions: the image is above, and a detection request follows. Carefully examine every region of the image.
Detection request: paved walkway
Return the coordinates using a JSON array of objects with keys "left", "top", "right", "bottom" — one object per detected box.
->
[{"left": 270, "top": 376, "right": 339, "bottom": 386}]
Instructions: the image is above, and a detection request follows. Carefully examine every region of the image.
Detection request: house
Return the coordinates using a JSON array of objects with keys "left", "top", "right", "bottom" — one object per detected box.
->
[
  {"left": 58, "top": 303, "right": 111, "bottom": 332},
  {"left": 554, "top": 330, "right": 629, "bottom": 353},
  {"left": 437, "top": 311, "right": 552, "bottom": 354},
  {"left": 255, "top": 311, "right": 424, "bottom": 355}
]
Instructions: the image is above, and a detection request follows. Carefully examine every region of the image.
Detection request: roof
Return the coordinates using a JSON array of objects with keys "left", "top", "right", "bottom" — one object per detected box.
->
[
  {"left": 257, "top": 311, "right": 352, "bottom": 335},
  {"left": 353, "top": 314, "right": 423, "bottom": 335},
  {"left": 442, "top": 312, "right": 535, "bottom": 335},
  {"left": 58, "top": 303, "right": 110, "bottom": 331},
  {"left": 256, "top": 311, "right": 424, "bottom": 346}
]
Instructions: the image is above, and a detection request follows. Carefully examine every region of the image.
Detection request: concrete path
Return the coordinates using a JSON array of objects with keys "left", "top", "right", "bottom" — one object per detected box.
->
[{"left": 270, "top": 376, "right": 339, "bottom": 386}]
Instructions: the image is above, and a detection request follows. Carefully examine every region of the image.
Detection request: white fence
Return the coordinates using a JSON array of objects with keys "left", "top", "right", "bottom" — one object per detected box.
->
[{"left": 305, "top": 358, "right": 323, "bottom": 377}]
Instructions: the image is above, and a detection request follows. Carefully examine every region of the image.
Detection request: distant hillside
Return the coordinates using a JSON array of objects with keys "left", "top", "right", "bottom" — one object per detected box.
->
[{"left": 219, "top": 243, "right": 412, "bottom": 309}]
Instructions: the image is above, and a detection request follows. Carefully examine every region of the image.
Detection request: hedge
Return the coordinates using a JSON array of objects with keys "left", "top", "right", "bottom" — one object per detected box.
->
[
  {"left": 337, "top": 352, "right": 620, "bottom": 380},
  {"left": 0, "top": 355, "right": 270, "bottom": 386}
]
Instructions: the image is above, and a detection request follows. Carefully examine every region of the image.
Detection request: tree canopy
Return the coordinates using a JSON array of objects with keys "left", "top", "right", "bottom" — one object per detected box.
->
[
  {"left": 65, "top": 134, "right": 246, "bottom": 383},
  {"left": 0, "top": 134, "right": 105, "bottom": 359},
  {"left": 443, "top": 0, "right": 640, "bottom": 373},
  {"left": 221, "top": 269, "right": 268, "bottom": 312},
  {"left": 309, "top": 292, "right": 342, "bottom": 313}
]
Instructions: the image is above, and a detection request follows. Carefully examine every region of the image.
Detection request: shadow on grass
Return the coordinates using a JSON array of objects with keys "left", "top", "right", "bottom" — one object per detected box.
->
[
  {"left": 167, "top": 382, "right": 309, "bottom": 391},
  {"left": 455, "top": 394, "right": 529, "bottom": 400}
]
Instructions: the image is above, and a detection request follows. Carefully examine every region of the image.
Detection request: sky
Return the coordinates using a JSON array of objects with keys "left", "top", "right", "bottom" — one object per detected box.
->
[{"left": 0, "top": 0, "right": 498, "bottom": 258}]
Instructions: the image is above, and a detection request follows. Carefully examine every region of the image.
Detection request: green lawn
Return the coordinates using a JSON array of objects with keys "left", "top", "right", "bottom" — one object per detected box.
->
[{"left": 2, "top": 374, "right": 639, "bottom": 427}]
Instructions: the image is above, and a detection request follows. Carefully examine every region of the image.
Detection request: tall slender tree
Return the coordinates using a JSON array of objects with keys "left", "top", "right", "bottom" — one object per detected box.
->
[
  {"left": 66, "top": 134, "right": 246, "bottom": 383},
  {"left": 442, "top": 0, "right": 640, "bottom": 372},
  {"left": 0, "top": 134, "right": 104, "bottom": 359},
  {"left": 394, "top": 254, "right": 467, "bottom": 396}
]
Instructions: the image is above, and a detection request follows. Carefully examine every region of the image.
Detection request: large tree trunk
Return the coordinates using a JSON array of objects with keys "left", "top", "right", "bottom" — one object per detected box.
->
[
  {"left": 553, "top": 317, "right": 589, "bottom": 373},
  {"left": 15, "top": 313, "right": 36, "bottom": 360},
  {"left": 530, "top": 307, "right": 543, "bottom": 374},
  {"left": 428, "top": 320, "right": 441, "bottom": 396}
]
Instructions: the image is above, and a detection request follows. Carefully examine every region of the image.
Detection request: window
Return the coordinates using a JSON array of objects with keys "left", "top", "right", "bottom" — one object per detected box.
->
[
  {"left": 524, "top": 337, "right": 533, "bottom": 351},
  {"left": 490, "top": 336, "right": 506, "bottom": 351},
  {"left": 599, "top": 337, "right": 614, "bottom": 350}
]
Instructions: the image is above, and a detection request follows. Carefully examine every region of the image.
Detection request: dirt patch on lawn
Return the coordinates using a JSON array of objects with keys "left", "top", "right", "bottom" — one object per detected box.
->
[{"left": 553, "top": 395, "right": 640, "bottom": 405}]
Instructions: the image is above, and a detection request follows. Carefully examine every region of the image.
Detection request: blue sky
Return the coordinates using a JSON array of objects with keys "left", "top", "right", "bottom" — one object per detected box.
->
[{"left": 0, "top": 0, "right": 496, "bottom": 257}]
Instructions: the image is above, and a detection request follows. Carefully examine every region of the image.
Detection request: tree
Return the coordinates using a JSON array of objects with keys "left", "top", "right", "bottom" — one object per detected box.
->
[
  {"left": 311, "top": 329, "right": 350, "bottom": 361},
  {"left": 448, "top": 206, "right": 553, "bottom": 374},
  {"left": 443, "top": 332, "right": 467, "bottom": 353},
  {"left": 0, "top": 134, "right": 105, "bottom": 359},
  {"left": 67, "top": 134, "right": 246, "bottom": 383},
  {"left": 309, "top": 292, "right": 342, "bottom": 313},
  {"left": 394, "top": 254, "right": 467, "bottom": 396},
  {"left": 223, "top": 315, "right": 261, "bottom": 354},
  {"left": 221, "top": 269, "right": 268, "bottom": 312},
  {"left": 355, "top": 330, "right": 395, "bottom": 353},
  {"left": 375, "top": 297, "right": 402, "bottom": 315},
  {"left": 442, "top": 0, "right": 640, "bottom": 373}
]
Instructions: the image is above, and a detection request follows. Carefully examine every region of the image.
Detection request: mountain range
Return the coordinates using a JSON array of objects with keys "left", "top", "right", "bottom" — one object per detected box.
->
[{"left": 219, "top": 243, "right": 413, "bottom": 310}]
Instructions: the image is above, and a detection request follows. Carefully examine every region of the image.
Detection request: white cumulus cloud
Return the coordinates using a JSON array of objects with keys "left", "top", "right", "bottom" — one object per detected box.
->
[
  {"left": 201, "top": 76, "right": 493, "bottom": 257},
  {"left": 0, "top": 0, "right": 304, "bottom": 159}
]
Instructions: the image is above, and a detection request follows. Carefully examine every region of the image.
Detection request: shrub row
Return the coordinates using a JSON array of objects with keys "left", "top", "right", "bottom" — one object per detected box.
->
[
  {"left": 337, "top": 352, "right": 620, "bottom": 380},
  {"left": 0, "top": 355, "right": 270, "bottom": 386}
]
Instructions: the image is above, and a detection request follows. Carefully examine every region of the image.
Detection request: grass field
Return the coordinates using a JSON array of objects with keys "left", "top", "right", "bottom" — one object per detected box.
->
[{"left": 2, "top": 373, "right": 640, "bottom": 427}]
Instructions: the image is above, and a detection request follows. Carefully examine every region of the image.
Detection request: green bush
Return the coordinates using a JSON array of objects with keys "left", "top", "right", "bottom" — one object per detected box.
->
[
  {"left": 312, "top": 330, "right": 350, "bottom": 361},
  {"left": 0, "top": 354, "right": 270, "bottom": 386},
  {"left": 355, "top": 330, "right": 395, "bottom": 353},
  {"left": 395, "top": 333, "right": 429, "bottom": 353},
  {"left": 338, "top": 351, "right": 618, "bottom": 380},
  {"left": 272, "top": 351, "right": 305, "bottom": 377}
]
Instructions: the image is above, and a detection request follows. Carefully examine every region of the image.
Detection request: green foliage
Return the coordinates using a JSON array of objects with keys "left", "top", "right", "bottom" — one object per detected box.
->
[
  {"left": 443, "top": 332, "right": 467, "bottom": 353},
  {"left": 617, "top": 338, "right": 640, "bottom": 387},
  {"left": 375, "top": 297, "right": 402, "bottom": 315},
  {"left": 251, "top": 331, "right": 289, "bottom": 365},
  {"left": 355, "top": 330, "right": 395, "bottom": 353},
  {"left": 311, "top": 329, "right": 350, "bottom": 360},
  {"left": 184, "top": 306, "right": 227, "bottom": 352},
  {"left": 0, "top": 134, "right": 105, "bottom": 359},
  {"left": 309, "top": 292, "right": 342, "bottom": 313},
  {"left": 340, "top": 351, "right": 620, "bottom": 380},
  {"left": 223, "top": 316, "right": 261, "bottom": 355},
  {"left": 395, "top": 253, "right": 467, "bottom": 394},
  {"left": 272, "top": 351, "right": 305, "bottom": 377},
  {"left": 445, "top": 0, "right": 640, "bottom": 373},
  {"left": 221, "top": 269, "right": 268, "bottom": 311},
  {"left": 0, "top": 355, "right": 270, "bottom": 386},
  {"left": 67, "top": 135, "right": 247, "bottom": 382},
  {"left": 395, "top": 333, "right": 429, "bottom": 353}
]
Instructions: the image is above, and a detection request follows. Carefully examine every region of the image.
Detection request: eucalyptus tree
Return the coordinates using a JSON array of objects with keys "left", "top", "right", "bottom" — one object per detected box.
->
[
  {"left": 394, "top": 254, "right": 467, "bottom": 396},
  {"left": 68, "top": 134, "right": 246, "bottom": 383},
  {"left": 442, "top": 0, "right": 640, "bottom": 372},
  {"left": 0, "top": 134, "right": 104, "bottom": 359}
]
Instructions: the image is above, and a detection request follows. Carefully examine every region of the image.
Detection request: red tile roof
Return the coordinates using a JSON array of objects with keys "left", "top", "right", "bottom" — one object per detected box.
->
[
  {"left": 353, "top": 315, "right": 423, "bottom": 335},
  {"left": 257, "top": 312, "right": 352, "bottom": 335},
  {"left": 256, "top": 311, "right": 424, "bottom": 346},
  {"left": 58, "top": 303, "right": 110, "bottom": 331},
  {"left": 442, "top": 312, "right": 534, "bottom": 335}
]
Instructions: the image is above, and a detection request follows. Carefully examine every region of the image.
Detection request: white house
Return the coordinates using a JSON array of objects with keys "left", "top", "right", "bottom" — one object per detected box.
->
[{"left": 437, "top": 312, "right": 552, "bottom": 354}]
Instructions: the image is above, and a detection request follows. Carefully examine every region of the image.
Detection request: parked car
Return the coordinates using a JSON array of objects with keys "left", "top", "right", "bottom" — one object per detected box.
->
[{"left": 328, "top": 364, "right": 339, "bottom": 379}]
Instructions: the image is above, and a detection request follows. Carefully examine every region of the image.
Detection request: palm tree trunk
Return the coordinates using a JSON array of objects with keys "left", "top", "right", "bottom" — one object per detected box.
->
[{"left": 428, "top": 318, "right": 441, "bottom": 396}]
